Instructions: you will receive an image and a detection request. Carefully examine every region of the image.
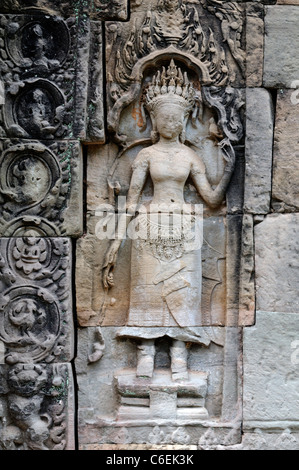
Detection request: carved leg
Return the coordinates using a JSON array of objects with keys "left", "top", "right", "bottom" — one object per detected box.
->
[
  {"left": 170, "top": 340, "right": 189, "bottom": 381},
  {"left": 136, "top": 339, "right": 155, "bottom": 378}
]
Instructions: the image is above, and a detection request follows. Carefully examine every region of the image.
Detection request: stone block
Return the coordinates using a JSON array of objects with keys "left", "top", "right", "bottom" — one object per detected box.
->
[
  {"left": 246, "top": 3, "right": 265, "bottom": 87},
  {"left": 0, "top": 12, "right": 91, "bottom": 140},
  {"left": 0, "top": 140, "right": 83, "bottom": 237},
  {"left": 264, "top": 6, "right": 299, "bottom": 88},
  {"left": 243, "top": 311, "right": 299, "bottom": 425},
  {"left": 0, "top": 363, "right": 75, "bottom": 450},
  {"left": 255, "top": 213, "right": 299, "bottom": 313},
  {"left": 239, "top": 214, "right": 255, "bottom": 326},
  {"left": 244, "top": 88, "right": 274, "bottom": 214},
  {"left": 0, "top": 237, "right": 74, "bottom": 364},
  {"left": 272, "top": 89, "right": 299, "bottom": 211}
]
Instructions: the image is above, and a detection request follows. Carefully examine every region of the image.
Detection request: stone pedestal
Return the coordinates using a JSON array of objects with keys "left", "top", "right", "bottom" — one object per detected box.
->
[{"left": 115, "top": 370, "right": 209, "bottom": 423}]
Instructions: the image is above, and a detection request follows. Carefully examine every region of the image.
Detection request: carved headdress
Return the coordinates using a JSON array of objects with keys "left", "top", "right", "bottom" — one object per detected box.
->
[
  {"left": 145, "top": 60, "right": 196, "bottom": 116},
  {"left": 145, "top": 60, "right": 197, "bottom": 142}
]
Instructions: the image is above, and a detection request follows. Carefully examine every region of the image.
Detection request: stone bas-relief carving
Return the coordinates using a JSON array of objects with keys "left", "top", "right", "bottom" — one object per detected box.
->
[
  {"left": 0, "top": 140, "right": 82, "bottom": 237},
  {"left": 0, "top": 0, "right": 129, "bottom": 21},
  {"left": 0, "top": 11, "right": 95, "bottom": 141},
  {"left": 106, "top": 0, "right": 246, "bottom": 105},
  {"left": 0, "top": 237, "right": 73, "bottom": 364},
  {"left": 77, "top": 327, "right": 242, "bottom": 447},
  {"left": 77, "top": 59, "right": 244, "bottom": 441},
  {"left": 0, "top": 363, "right": 74, "bottom": 450},
  {"left": 81, "top": 60, "right": 244, "bottom": 329}
]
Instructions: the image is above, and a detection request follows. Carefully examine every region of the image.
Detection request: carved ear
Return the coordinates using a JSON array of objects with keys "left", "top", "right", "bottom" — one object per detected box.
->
[{"left": 150, "top": 111, "right": 159, "bottom": 143}]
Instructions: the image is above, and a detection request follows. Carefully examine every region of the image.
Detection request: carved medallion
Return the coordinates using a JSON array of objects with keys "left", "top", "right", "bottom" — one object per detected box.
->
[
  {"left": 0, "top": 237, "right": 73, "bottom": 364},
  {"left": 0, "top": 140, "right": 82, "bottom": 237},
  {"left": 5, "top": 79, "right": 65, "bottom": 139},
  {"left": 5, "top": 14, "right": 70, "bottom": 70}
]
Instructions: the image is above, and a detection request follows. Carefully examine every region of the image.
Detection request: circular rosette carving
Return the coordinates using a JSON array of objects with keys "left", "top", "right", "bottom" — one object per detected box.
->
[
  {"left": 5, "top": 79, "right": 65, "bottom": 139},
  {"left": 7, "top": 237, "right": 65, "bottom": 281},
  {"left": 5, "top": 14, "right": 70, "bottom": 71},
  {"left": 0, "top": 142, "right": 61, "bottom": 213},
  {"left": 0, "top": 287, "right": 60, "bottom": 364}
]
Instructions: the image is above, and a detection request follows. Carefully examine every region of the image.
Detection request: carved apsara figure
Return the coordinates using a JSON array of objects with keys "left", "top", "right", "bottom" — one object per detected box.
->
[{"left": 103, "top": 61, "right": 234, "bottom": 380}]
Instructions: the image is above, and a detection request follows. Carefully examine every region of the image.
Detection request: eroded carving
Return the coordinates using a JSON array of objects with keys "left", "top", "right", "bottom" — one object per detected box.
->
[
  {"left": 106, "top": 0, "right": 245, "bottom": 107},
  {"left": 0, "top": 237, "right": 73, "bottom": 364},
  {"left": 0, "top": 140, "right": 82, "bottom": 237},
  {"left": 0, "top": 364, "right": 73, "bottom": 450},
  {"left": 0, "top": 12, "right": 90, "bottom": 140}
]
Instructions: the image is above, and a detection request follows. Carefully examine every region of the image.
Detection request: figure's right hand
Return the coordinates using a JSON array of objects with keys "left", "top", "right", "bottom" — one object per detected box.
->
[{"left": 102, "top": 242, "right": 120, "bottom": 290}]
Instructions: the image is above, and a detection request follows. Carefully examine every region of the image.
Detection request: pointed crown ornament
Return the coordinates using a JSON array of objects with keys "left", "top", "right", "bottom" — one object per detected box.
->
[{"left": 145, "top": 60, "right": 196, "bottom": 116}]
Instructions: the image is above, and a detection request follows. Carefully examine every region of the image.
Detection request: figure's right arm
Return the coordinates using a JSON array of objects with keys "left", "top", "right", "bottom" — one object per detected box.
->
[{"left": 103, "top": 151, "right": 150, "bottom": 289}]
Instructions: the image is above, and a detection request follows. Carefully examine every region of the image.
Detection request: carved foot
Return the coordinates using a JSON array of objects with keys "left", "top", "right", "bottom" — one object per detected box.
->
[
  {"left": 170, "top": 340, "right": 189, "bottom": 382},
  {"left": 136, "top": 340, "right": 155, "bottom": 378}
]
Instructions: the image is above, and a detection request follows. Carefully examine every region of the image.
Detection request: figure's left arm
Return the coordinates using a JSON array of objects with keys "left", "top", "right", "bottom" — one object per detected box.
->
[{"left": 190, "top": 139, "right": 235, "bottom": 209}]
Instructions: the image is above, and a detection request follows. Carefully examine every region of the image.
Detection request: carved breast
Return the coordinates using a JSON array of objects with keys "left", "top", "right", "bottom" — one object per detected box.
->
[{"left": 149, "top": 149, "right": 192, "bottom": 185}]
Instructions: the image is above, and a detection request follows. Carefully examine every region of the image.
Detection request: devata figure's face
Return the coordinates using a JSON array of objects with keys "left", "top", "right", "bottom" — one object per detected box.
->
[{"left": 155, "top": 105, "right": 184, "bottom": 140}]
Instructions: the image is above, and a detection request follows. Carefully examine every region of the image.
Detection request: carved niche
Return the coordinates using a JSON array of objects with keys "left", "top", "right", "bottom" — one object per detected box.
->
[
  {"left": 0, "top": 363, "right": 74, "bottom": 450},
  {"left": 0, "top": 10, "right": 93, "bottom": 140},
  {"left": 0, "top": 237, "right": 73, "bottom": 364},
  {"left": 0, "top": 140, "right": 82, "bottom": 237},
  {"left": 78, "top": 53, "right": 244, "bottom": 445}
]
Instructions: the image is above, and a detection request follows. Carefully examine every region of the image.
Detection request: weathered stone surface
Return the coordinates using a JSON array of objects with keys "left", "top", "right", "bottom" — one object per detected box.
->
[
  {"left": 0, "top": 140, "right": 83, "bottom": 237},
  {"left": 90, "top": 0, "right": 128, "bottom": 21},
  {"left": 0, "top": 237, "right": 74, "bottom": 364},
  {"left": 76, "top": 326, "right": 241, "bottom": 447},
  {"left": 244, "top": 88, "right": 274, "bottom": 214},
  {"left": 86, "top": 21, "right": 105, "bottom": 143},
  {"left": 272, "top": 89, "right": 299, "bottom": 211},
  {"left": 76, "top": 216, "right": 228, "bottom": 327},
  {"left": 264, "top": 6, "right": 299, "bottom": 88},
  {"left": 106, "top": 0, "right": 246, "bottom": 100},
  {"left": 239, "top": 214, "right": 255, "bottom": 326},
  {"left": 0, "top": 0, "right": 129, "bottom": 20},
  {"left": 82, "top": 64, "right": 244, "bottom": 330},
  {"left": 243, "top": 311, "right": 299, "bottom": 426},
  {"left": 255, "top": 213, "right": 299, "bottom": 313},
  {"left": 198, "top": 430, "right": 299, "bottom": 450},
  {"left": 0, "top": 12, "right": 90, "bottom": 140},
  {"left": 277, "top": 0, "right": 299, "bottom": 4},
  {"left": 246, "top": 3, "right": 265, "bottom": 87},
  {"left": 0, "top": 363, "right": 75, "bottom": 450},
  {"left": 225, "top": 215, "right": 242, "bottom": 327}
]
